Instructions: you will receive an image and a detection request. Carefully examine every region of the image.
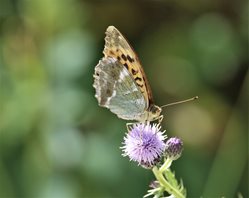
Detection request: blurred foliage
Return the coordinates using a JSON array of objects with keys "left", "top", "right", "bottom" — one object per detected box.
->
[{"left": 0, "top": 0, "right": 248, "bottom": 197}]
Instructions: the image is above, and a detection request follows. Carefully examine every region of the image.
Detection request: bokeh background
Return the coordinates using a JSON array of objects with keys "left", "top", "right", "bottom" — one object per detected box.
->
[{"left": 0, "top": 0, "right": 248, "bottom": 197}]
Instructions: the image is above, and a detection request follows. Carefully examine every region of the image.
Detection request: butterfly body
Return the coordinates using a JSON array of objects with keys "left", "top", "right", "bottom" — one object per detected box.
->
[{"left": 93, "top": 26, "right": 162, "bottom": 123}]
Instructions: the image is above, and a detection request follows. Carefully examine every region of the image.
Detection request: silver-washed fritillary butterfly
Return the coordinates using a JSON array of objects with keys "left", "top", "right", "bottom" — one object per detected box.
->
[{"left": 93, "top": 26, "right": 162, "bottom": 122}]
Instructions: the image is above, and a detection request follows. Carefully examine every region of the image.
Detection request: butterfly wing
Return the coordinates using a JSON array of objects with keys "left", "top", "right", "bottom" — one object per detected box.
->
[
  {"left": 93, "top": 57, "right": 147, "bottom": 121},
  {"left": 104, "top": 26, "right": 154, "bottom": 107}
]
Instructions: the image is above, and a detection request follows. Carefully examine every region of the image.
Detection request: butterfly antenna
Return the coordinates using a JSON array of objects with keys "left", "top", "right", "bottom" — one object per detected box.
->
[{"left": 160, "top": 96, "right": 199, "bottom": 108}]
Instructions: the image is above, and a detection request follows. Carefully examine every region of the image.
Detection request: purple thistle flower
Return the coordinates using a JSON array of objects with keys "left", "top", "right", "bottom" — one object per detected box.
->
[
  {"left": 121, "top": 123, "right": 166, "bottom": 169},
  {"left": 164, "top": 137, "right": 183, "bottom": 160}
]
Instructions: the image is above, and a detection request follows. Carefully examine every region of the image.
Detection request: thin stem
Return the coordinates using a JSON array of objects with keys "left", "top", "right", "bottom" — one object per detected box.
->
[
  {"left": 152, "top": 166, "right": 185, "bottom": 198},
  {"left": 159, "top": 158, "right": 172, "bottom": 172}
]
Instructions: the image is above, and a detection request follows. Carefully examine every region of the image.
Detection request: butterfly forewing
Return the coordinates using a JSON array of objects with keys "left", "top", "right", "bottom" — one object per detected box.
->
[
  {"left": 104, "top": 26, "right": 154, "bottom": 107},
  {"left": 93, "top": 57, "right": 147, "bottom": 120}
]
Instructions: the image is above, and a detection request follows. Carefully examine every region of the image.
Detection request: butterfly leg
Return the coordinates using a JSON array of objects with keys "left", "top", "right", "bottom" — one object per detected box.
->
[
  {"left": 126, "top": 122, "right": 135, "bottom": 131},
  {"left": 157, "top": 115, "right": 164, "bottom": 124}
]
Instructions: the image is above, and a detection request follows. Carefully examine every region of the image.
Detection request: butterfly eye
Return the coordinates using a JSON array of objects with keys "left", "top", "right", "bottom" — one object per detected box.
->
[{"left": 149, "top": 105, "right": 162, "bottom": 115}]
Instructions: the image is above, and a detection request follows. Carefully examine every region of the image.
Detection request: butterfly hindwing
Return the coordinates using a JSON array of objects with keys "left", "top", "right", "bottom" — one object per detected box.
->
[{"left": 93, "top": 57, "right": 147, "bottom": 120}]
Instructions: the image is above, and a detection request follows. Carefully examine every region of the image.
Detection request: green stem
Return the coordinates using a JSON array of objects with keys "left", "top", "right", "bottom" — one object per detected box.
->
[
  {"left": 152, "top": 166, "right": 185, "bottom": 198},
  {"left": 159, "top": 158, "right": 172, "bottom": 172}
]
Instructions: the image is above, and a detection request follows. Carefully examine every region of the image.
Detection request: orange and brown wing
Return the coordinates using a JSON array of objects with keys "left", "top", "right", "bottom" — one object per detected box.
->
[{"left": 103, "top": 26, "right": 154, "bottom": 107}]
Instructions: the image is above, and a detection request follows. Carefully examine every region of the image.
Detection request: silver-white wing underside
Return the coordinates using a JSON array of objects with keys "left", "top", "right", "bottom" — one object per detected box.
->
[{"left": 93, "top": 57, "right": 147, "bottom": 121}]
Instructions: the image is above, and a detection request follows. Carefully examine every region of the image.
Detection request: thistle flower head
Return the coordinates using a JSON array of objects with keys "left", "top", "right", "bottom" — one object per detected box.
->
[
  {"left": 164, "top": 137, "right": 183, "bottom": 160},
  {"left": 121, "top": 123, "right": 166, "bottom": 168}
]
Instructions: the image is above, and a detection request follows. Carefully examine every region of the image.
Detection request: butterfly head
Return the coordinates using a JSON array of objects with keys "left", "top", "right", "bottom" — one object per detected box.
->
[{"left": 147, "top": 104, "right": 162, "bottom": 122}]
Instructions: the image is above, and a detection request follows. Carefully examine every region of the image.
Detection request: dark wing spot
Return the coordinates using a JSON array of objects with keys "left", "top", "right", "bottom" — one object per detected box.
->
[
  {"left": 117, "top": 56, "right": 121, "bottom": 61},
  {"left": 131, "top": 69, "right": 138, "bottom": 75},
  {"left": 137, "top": 83, "right": 144, "bottom": 88},
  {"left": 106, "top": 89, "right": 111, "bottom": 95},
  {"left": 127, "top": 55, "right": 134, "bottom": 63},
  {"left": 135, "top": 77, "right": 142, "bottom": 82},
  {"left": 121, "top": 54, "right": 127, "bottom": 61},
  {"left": 123, "top": 63, "right": 128, "bottom": 70},
  {"left": 111, "top": 71, "right": 118, "bottom": 78}
]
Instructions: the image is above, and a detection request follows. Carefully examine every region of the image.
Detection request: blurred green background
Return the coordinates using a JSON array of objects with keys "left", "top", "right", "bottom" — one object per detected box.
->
[{"left": 0, "top": 0, "right": 248, "bottom": 197}]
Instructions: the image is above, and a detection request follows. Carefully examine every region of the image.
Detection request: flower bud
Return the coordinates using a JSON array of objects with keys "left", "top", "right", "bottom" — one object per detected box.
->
[{"left": 164, "top": 137, "right": 183, "bottom": 160}]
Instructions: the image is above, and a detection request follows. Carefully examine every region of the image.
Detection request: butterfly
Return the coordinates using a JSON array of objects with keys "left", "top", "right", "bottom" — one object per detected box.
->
[{"left": 93, "top": 26, "right": 162, "bottom": 123}]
